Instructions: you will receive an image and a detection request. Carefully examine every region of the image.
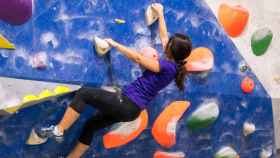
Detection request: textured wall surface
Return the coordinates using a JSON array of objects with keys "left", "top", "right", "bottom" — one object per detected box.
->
[
  {"left": 0, "top": 0, "right": 276, "bottom": 158},
  {"left": 206, "top": 0, "right": 280, "bottom": 150}
]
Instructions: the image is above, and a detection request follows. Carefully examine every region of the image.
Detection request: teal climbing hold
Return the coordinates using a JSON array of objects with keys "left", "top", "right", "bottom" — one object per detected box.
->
[
  {"left": 187, "top": 101, "right": 219, "bottom": 130},
  {"left": 251, "top": 28, "right": 273, "bottom": 56}
]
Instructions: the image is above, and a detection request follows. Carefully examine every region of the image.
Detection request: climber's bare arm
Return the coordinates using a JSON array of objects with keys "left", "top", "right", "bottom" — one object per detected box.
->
[
  {"left": 152, "top": 3, "right": 169, "bottom": 49},
  {"left": 105, "top": 39, "right": 160, "bottom": 73}
]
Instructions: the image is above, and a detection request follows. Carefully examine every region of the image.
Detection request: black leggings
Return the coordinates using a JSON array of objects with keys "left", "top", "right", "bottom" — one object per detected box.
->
[{"left": 69, "top": 87, "right": 141, "bottom": 145}]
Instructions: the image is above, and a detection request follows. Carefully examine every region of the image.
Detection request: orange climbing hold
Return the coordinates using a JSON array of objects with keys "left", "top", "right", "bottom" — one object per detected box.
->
[
  {"left": 153, "top": 150, "right": 185, "bottom": 158},
  {"left": 218, "top": 3, "right": 249, "bottom": 37},
  {"left": 152, "top": 101, "right": 190, "bottom": 148},
  {"left": 241, "top": 76, "right": 255, "bottom": 93},
  {"left": 103, "top": 110, "right": 148, "bottom": 149},
  {"left": 185, "top": 47, "right": 214, "bottom": 72}
]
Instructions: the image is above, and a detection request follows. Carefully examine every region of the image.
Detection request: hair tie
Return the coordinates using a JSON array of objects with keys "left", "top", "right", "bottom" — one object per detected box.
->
[{"left": 177, "top": 60, "right": 187, "bottom": 67}]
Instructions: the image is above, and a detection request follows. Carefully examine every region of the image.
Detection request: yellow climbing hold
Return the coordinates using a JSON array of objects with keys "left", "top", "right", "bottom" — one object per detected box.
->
[
  {"left": 4, "top": 105, "right": 22, "bottom": 114},
  {"left": 54, "top": 86, "right": 71, "bottom": 94},
  {"left": 274, "top": 76, "right": 280, "bottom": 84},
  {"left": 23, "top": 95, "right": 39, "bottom": 103},
  {"left": 115, "top": 18, "right": 126, "bottom": 24},
  {"left": 38, "top": 90, "right": 54, "bottom": 99},
  {"left": 0, "top": 34, "right": 15, "bottom": 49}
]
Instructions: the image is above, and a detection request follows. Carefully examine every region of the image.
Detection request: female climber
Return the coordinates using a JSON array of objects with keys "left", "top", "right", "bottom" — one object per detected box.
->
[{"left": 36, "top": 3, "right": 192, "bottom": 158}]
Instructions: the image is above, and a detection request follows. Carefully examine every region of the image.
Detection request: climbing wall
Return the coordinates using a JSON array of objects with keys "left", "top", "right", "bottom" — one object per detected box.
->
[{"left": 0, "top": 0, "right": 279, "bottom": 158}]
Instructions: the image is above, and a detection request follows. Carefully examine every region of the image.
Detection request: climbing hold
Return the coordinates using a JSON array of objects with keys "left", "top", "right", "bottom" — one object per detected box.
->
[
  {"left": 251, "top": 28, "right": 273, "bottom": 56},
  {"left": 146, "top": 3, "right": 163, "bottom": 26},
  {"left": 54, "top": 86, "right": 71, "bottom": 95},
  {"left": 215, "top": 146, "right": 239, "bottom": 158},
  {"left": 0, "top": 0, "right": 32, "bottom": 25},
  {"left": 0, "top": 34, "right": 15, "bottom": 49},
  {"left": 93, "top": 36, "right": 111, "bottom": 56},
  {"left": 241, "top": 77, "right": 255, "bottom": 93},
  {"left": 187, "top": 101, "right": 219, "bottom": 130},
  {"left": 243, "top": 122, "right": 256, "bottom": 136},
  {"left": 103, "top": 110, "right": 148, "bottom": 149},
  {"left": 38, "top": 90, "right": 54, "bottom": 99},
  {"left": 140, "top": 47, "right": 159, "bottom": 60},
  {"left": 239, "top": 64, "right": 249, "bottom": 72},
  {"left": 260, "top": 148, "right": 272, "bottom": 158},
  {"left": 153, "top": 150, "right": 185, "bottom": 158},
  {"left": 218, "top": 3, "right": 249, "bottom": 37},
  {"left": 22, "top": 95, "right": 39, "bottom": 103},
  {"left": 115, "top": 18, "right": 126, "bottom": 24},
  {"left": 4, "top": 105, "right": 22, "bottom": 114},
  {"left": 185, "top": 47, "right": 214, "bottom": 72},
  {"left": 30, "top": 52, "right": 48, "bottom": 69},
  {"left": 152, "top": 101, "right": 190, "bottom": 148},
  {"left": 274, "top": 76, "right": 280, "bottom": 84}
]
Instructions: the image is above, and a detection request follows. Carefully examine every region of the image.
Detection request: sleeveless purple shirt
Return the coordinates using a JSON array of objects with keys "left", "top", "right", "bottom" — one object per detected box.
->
[{"left": 122, "top": 59, "right": 177, "bottom": 109}]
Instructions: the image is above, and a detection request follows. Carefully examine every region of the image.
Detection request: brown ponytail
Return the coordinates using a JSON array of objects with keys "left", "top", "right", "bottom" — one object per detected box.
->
[
  {"left": 165, "top": 33, "right": 192, "bottom": 91},
  {"left": 175, "top": 61, "right": 188, "bottom": 91}
]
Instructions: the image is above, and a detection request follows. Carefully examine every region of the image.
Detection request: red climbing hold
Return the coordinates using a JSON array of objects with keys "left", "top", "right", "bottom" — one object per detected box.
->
[
  {"left": 152, "top": 101, "right": 190, "bottom": 148},
  {"left": 218, "top": 3, "right": 249, "bottom": 37},
  {"left": 241, "top": 77, "right": 255, "bottom": 93},
  {"left": 153, "top": 150, "right": 185, "bottom": 158}
]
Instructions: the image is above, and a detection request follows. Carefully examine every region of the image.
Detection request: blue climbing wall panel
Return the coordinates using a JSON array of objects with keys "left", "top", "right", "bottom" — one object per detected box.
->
[{"left": 0, "top": 0, "right": 276, "bottom": 157}]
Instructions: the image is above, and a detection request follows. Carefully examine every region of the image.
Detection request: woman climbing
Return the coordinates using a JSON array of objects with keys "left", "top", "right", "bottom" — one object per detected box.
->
[{"left": 36, "top": 3, "right": 192, "bottom": 158}]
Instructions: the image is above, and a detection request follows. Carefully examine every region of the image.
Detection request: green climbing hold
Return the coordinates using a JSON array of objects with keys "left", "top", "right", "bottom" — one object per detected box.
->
[
  {"left": 251, "top": 28, "right": 273, "bottom": 56},
  {"left": 187, "top": 101, "right": 219, "bottom": 130},
  {"left": 215, "top": 146, "right": 239, "bottom": 158}
]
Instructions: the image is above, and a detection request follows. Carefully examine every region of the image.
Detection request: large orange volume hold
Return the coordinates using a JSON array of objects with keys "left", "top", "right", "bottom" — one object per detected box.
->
[
  {"left": 152, "top": 101, "right": 190, "bottom": 148},
  {"left": 153, "top": 150, "right": 185, "bottom": 158},
  {"left": 185, "top": 47, "right": 214, "bottom": 72},
  {"left": 103, "top": 110, "right": 148, "bottom": 149},
  {"left": 218, "top": 3, "right": 249, "bottom": 37}
]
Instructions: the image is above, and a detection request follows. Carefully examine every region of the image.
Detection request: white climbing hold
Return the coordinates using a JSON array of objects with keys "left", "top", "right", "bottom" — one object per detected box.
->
[
  {"left": 30, "top": 52, "right": 48, "bottom": 69},
  {"left": 260, "top": 148, "right": 272, "bottom": 158},
  {"left": 243, "top": 122, "right": 256, "bottom": 136},
  {"left": 93, "top": 36, "right": 111, "bottom": 56},
  {"left": 145, "top": 3, "right": 163, "bottom": 26},
  {"left": 215, "top": 146, "right": 239, "bottom": 158}
]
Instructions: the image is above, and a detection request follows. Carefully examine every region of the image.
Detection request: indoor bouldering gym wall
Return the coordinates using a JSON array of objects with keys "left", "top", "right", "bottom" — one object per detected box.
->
[{"left": 0, "top": 0, "right": 280, "bottom": 158}]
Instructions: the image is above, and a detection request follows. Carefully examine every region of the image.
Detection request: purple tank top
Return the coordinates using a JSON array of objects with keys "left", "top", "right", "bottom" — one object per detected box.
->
[{"left": 122, "top": 59, "right": 177, "bottom": 109}]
